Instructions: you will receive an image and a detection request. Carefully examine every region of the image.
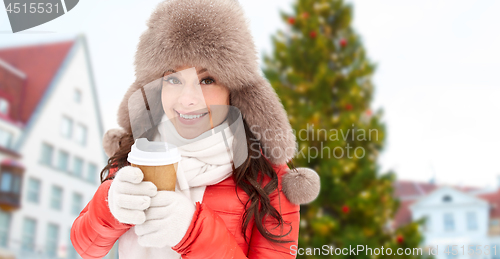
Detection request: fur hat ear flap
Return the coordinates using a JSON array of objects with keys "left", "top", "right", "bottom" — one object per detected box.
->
[
  {"left": 230, "top": 76, "right": 297, "bottom": 165},
  {"left": 103, "top": 128, "right": 127, "bottom": 158},
  {"left": 282, "top": 167, "right": 320, "bottom": 205}
]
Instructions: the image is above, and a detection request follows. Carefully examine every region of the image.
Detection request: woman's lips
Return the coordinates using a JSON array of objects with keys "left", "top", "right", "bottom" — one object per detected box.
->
[{"left": 174, "top": 109, "right": 209, "bottom": 125}]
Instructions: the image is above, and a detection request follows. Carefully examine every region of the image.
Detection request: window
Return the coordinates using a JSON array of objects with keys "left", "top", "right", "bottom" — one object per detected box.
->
[
  {"left": 467, "top": 212, "right": 478, "bottom": 231},
  {"left": 0, "top": 172, "right": 12, "bottom": 192},
  {"left": 73, "top": 157, "right": 83, "bottom": 177},
  {"left": 443, "top": 195, "right": 452, "bottom": 202},
  {"left": 444, "top": 213, "right": 454, "bottom": 231},
  {"left": 21, "top": 218, "right": 36, "bottom": 252},
  {"left": 50, "top": 186, "right": 63, "bottom": 210},
  {"left": 12, "top": 174, "right": 20, "bottom": 194},
  {"left": 0, "top": 128, "right": 13, "bottom": 148},
  {"left": 491, "top": 219, "right": 499, "bottom": 226},
  {"left": 0, "top": 98, "right": 9, "bottom": 114},
  {"left": 57, "top": 150, "right": 69, "bottom": 171},
  {"left": 27, "top": 178, "right": 41, "bottom": 203},
  {"left": 75, "top": 124, "right": 87, "bottom": 146},
  {"left": 45, "top": 223, "right": 59, "bottom": 257},
  {"left": 72, "top": 193, "right": 83, "bottom": 215},
  {"left": 61, "top": 116, "right": 73, "bottom": 139},
  {"left": 423, "top": 215, "right": 431, "bottom": 232},
  {"left": 87, "top": 163, "right": 97, "bottom": 183},
  {"left": 40, "top": 143, "right": 54, "bottom": 166},
  {"left": 74, "top": 89, "right": 82, "bottom": 103},
  {"left": 67, "top": 228, "right": 78, "bottom": 259},
  {"left": 0, "top": 172, "right": 20, "bottom": 194},
  {"left": 0, "top": 211, "right": 11, "bottom": 247}
]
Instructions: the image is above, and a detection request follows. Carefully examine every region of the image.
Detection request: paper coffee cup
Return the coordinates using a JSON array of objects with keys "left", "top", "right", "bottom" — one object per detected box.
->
[{"left": 127, "top": 138, "right": 181, "bottom": 191}]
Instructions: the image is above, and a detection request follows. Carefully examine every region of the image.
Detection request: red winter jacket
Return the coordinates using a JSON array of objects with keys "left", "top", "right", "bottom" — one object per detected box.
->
[{"left": 70, "top": 163, "right": 300, "bottom": 258}]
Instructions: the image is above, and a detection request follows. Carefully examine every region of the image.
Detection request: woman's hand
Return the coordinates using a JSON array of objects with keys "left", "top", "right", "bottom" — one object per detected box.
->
[
  {"left": 107, "top": 166, "right": 158, "bottom": 224},
  {"left": 134, "top": 191, "right": 196, "bottom": 248}
]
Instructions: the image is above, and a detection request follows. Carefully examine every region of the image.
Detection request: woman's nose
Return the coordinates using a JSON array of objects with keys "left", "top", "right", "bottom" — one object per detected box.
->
[{"left": 178, "top": 82, "right": 204, "bottom": 107}]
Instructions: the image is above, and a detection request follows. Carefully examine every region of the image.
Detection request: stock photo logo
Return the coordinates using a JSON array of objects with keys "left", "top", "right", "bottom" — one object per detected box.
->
[{"left": 3, "top": 0, "right": 78, "bottom": 33}]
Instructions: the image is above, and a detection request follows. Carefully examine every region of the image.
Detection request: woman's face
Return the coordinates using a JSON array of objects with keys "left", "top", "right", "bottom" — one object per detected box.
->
[{"left": 161, "top": 65, "right": 230, "bottom": 139}]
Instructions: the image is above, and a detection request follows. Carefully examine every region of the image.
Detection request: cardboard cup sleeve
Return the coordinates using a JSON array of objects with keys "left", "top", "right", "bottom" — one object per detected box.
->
[{"left": 131, "top": 163, "right": 178, "bottom": 191}]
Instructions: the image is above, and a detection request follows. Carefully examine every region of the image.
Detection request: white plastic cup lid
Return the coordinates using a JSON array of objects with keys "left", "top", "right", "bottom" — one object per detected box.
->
[{"left": 127, "top": 138, "right": 181, "bottom": 166}]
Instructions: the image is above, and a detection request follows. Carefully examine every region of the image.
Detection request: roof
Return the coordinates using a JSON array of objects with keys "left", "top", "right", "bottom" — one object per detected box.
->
[
  {"left": 0, "top": 40, "right": 75, "bottom": 125},
  {"left": 392, "top": 180, "right": 437, "bottom": 229},
  {"left": 479, "top": 190, "right": 500, "bottom": 218},
  {"left": 392, "top": 199, "right": 414, "bottom": 230},
  {"left": 394, "top": 180, "right": 439, "bottom": 198},
  {"left": 0, "top": 158, "right": 24, "bottom": 169}
]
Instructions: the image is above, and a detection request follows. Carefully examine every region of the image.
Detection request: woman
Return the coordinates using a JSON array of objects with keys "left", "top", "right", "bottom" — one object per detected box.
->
[{"left": 70, "top": 0, "right": 320, "bottom": 258}]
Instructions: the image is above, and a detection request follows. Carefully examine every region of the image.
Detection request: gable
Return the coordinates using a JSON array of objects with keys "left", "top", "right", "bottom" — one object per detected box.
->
[
  {"left": 410, "top": 186, "right": 488, "bottom": 211},
  {"left": 11, "top": 35, "right": 106, "bottom": 163},
  {"left": 16, "top": 35, "right": 107, "bottom": 180}
]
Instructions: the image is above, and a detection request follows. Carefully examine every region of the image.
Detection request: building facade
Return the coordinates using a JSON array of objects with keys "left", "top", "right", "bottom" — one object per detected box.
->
[
  {"left": 394, "top": 180, "right": 500, "bottom": 259},
  {"left": 0, "top": 35, "right": 118, "bottom": 259}
]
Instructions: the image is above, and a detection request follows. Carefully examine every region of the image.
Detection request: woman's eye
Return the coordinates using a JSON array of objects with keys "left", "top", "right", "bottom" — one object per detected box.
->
[
  {"left": 164, "top": 77, "right": 181, "bottom": 84},
  {"left": 201, "top": 78, "right": 215, "bottom": 85}
]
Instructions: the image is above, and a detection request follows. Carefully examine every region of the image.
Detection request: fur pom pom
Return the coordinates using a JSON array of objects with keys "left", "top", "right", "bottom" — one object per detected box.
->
[
  {"left": 103, "top": 128, "right": 127, "bottom": 158},
  {"left": 282, "top": 167, "right": 320, "bottom": 205}
]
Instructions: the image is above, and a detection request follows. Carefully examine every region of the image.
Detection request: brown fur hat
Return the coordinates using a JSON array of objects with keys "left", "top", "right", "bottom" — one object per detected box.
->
[{"left": 103, "top": 0, "right": 320, "bottom": 204}]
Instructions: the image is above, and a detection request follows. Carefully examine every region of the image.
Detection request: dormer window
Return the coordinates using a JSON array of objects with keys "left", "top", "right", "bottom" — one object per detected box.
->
[
  {"left": 0, "top": 98, "right": 9, "bottom": 115},
  {"left": 443, "top": 195, "right": 452, "bottom": 202}
]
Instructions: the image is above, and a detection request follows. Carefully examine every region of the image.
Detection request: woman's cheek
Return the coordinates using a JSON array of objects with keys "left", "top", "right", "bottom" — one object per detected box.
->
[
  {"left": 162, "top": 97, "right": 175, "bottom": 118},
  {"left": 202, "top": 85, "right": 229, "bottom": 106}
]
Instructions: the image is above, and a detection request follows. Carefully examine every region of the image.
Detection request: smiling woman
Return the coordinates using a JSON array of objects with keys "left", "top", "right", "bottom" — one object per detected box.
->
[{"left": 70, "top": 0, "right": 320, "bottom": 258}]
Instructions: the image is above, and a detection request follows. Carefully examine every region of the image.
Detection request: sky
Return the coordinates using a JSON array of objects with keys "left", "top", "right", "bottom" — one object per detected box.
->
[{"left": 1, "top": 0, "right": 499, "bottom": 187}]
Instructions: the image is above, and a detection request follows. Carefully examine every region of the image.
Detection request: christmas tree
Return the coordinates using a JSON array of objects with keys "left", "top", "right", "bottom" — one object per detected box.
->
[{"left": 262, "top": 0, "right": 429, "bottom": 258}]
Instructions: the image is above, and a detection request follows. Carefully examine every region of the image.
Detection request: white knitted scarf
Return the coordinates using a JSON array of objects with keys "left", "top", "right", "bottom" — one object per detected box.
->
[
  {"left": 154, "top": 113, "right": 235, "bottom": 203},
  {"left": 118, "top": 114, "right": 235, "bottom": 259}
]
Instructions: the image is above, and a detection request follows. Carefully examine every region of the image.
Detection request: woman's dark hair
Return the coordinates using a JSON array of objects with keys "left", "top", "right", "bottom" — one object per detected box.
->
[{"left": 99, "top": 85, "right": 296, "bottom": 244}]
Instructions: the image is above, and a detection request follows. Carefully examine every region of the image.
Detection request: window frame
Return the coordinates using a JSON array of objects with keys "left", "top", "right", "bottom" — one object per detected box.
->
[
  {"left": 45, "top": 223, "right": 59, "bottom": 257},
  {"left": 0, "top": 128, "right": 13, "bottom": 148},
  {"left": 40, "top": 142, "right": 54, "bottom": 166},
  {"left": 26, "top": 178, "right": 41, "bottom": 204},
  {"left": 72, "top": 157, "right": 84, "bottom": 178},
  {"left": 0, "top": 211, "right": 11, "bottom": 248},
  {"left": 443, "top": 213, "right": 455, "bottom": 232},
  {"left": 60, "top": 116, "right": 73, "bottom": 139},
  {"left": 467, "top": 211, "right": 478, "bottom": 231},
  {"left": 74, "top": 88, "right": 82, "bottom": 103},
  {"left": 0, "top": 98, "right": 9, "bottom": 115},
  {"left": 50, "top": 185, "right": 63, "bottom": 211},
  {"left": 86, "top": 162, "right": 97, "bottom": 183},
  {"left": 71, "top": 192, "right": 83, "bottom": 215},
  {"left": 57, "top": 149, "right": 70, "bottom": 172},
  {"left": 0, "top": 172, "right": 12, "bottom": 192},
  {"left": 75, "top": 123, "right": 87, "bottom": 146},
  {"left": 21, "top": 217, "right": 37, "bottom": 252}
]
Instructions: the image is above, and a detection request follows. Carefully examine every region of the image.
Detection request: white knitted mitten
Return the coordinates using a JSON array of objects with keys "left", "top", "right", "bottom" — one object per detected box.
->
[
  {"left": 108, "top": 166, "right": 158, "bottom": 225},
  {"left": 134, "top": 191, "right": 196, "bottom": 248}
]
